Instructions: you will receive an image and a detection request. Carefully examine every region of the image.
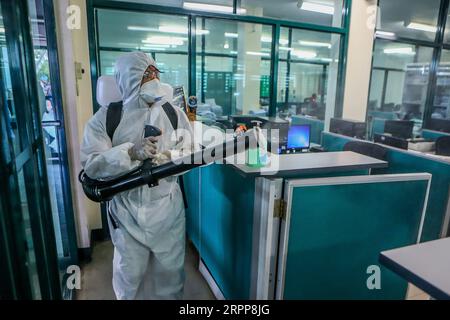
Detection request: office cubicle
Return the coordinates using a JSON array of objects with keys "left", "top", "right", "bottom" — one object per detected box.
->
[
  {"left": 277, "top": 174, "right": 431, "bottom": 300},
  {"left": 322, "top": 132, "right": 450, "bottom": 241},
  {"left": 422, "top": 129, "right": 450, "bottom": 141},
  {"left": 184, "top": 161, "right": 432, "bottom": 300}
]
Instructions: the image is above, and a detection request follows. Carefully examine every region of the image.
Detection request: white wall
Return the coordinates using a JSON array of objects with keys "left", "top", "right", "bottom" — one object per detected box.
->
[
  {"left": 54, "top": 0, "right": 101, "bottom": 249},
  {"left": 342, "top": 0, "right": 378, "bottom": 121}
]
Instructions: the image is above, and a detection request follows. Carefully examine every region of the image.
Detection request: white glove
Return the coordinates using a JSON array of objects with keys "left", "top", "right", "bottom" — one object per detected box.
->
[
  {"left": 128, "top": 136, "right": 158, "bottom": 161},
  {"left": 153, "top": 151, "right": 172, "bottom": 166}
]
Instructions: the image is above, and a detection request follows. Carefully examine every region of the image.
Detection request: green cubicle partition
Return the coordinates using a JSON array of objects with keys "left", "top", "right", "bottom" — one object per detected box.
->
[
  {"left": 184, "top": 164, "right": 256, "bottom": 299},
  {"left": 185, "top": 168, "right": 202, "bottom": 250},
  {"left": 184, "top": 165, "right": 372, "bottom": 300},
  {"left": 291, "top": 116, "right": 324, "bottom": 145},
  {"left": 422, "top": 129, "right": 450, "bottom": 141},
  {"left": 277, "top": 174, "right": 431, "bottom": 300},
  {"left": 367, "top": 111, "right": 397, "bottom": 139},
  {"left": 368, "top": 111, "right": 398, "bottom": 120},
  {"left": 370, "top": 118, "right": 387, "bottom": 139},
  {"left": 322, "top": 132, "right": 450, "bottom": 242}
]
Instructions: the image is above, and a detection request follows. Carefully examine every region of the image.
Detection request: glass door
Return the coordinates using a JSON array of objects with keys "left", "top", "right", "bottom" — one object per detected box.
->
[
  {"left": 27, "top": 0, "right": 78, "bottom": 292},
  {"left": 0, "top": 0, "right": 63, "bottom": 300}
]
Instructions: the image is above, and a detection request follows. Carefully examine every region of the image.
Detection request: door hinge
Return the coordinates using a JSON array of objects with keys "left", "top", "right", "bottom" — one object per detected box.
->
[{"left": 273, "top": 199, "right": 287, "bottom": 220}]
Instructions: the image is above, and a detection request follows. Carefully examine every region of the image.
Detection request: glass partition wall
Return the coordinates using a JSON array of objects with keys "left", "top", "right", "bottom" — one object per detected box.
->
[
  {"left": 368, "top": 0, "right": 450, "bottom": 135},
  {"left": 195, "top": 18, "right": 273, "bottom": 117},
  {"left": 89, "top": 0, "right": 351, "bottom": 123},
  {"left": 277, "top": 28, "right": 341, "bottom": 121},
  {"left": 97, "top": 9, "right": 190, "bottom": 89}
]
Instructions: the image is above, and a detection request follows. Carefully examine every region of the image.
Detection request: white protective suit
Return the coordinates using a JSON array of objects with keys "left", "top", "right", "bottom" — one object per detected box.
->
[{"left": 80, "top": 52, "right": 193, "bottom": 300}]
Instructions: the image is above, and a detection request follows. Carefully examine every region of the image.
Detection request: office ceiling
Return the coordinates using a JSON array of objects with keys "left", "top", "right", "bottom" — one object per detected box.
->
[
  {"left": 108, "top": 0, "right": 341, "bottom": 26},
  {"left": 380, "top": 0, "right": 441, "bottom": 26},
  {"left": 378, "top": 0, "right": 442, "bottom": 41}
]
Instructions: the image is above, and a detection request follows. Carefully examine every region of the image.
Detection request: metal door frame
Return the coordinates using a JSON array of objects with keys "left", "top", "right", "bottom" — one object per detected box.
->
[{"left": 250, "top": 177, "right": 283, "bottom": 300}]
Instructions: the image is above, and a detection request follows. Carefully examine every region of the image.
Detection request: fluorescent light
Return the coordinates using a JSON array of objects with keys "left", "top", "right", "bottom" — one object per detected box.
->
[
  {"left": 159, "top": 26, "right": 187, "bottom": 34},
  {"left": 407, "top": 22, "right": 437, "bottom": 33},
  {"left": 142, "top": 46, "right": 167, "bottom": 51},
  {"left": 230, "top": 51, "right": 238, "bottom": 55},
  {"left": 261, "top": 36, "right": 288, "bottom": 45},
  {"left": 383, "top": 47, "right": 415, "bottom": 55},
  {"left": 246, "top": 51, "right": 270, "bottom": 57},
  {"left": 225, "top": 32, "right": 238, "bottom": 38},
  {"left": 128, "top": 26, "right": 155, "bottom": 32},
  {"left": 0, "top": 27, "right": 4, "bottom": 33},
  {"left": 299, "top": 40, "right": 331, "bottom": 48},
  {"left": 118, "top": 42, "right": 142, "bottom": 47},
  {"left": 142, "top": 36, "right": 186, "bottom": 46},
  {"left": 31, "top": 18, "right": 45, "bottom": 24},
  {"left": 279, "top": 47, "right": 293, "bottom": 51},
  {"left": 183, "top": 2, "right": 247, "bottom": 14},
  {"left": 376, "top": 30, "right": 396, "bottom": 37},
  {"left": 141, "top": 44, "right": 170, "bottom": 48},
  {"left": 129, "top": 25, "right": 208, "bottom": 35},
  {"left": 292, "top": 50, "right": 317, "bottom": 59},
  {"left": 301, "top": 1, "right": 335, "bottom": 15},
  {"left": 158, "top": 25, "right": 209, "bottom": 35}
]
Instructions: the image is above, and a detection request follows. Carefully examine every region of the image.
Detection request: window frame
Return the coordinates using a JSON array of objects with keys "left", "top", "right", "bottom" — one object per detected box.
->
[
  {"left": 367, "top": 0, "right": 450, "bottom": 130},
  {"left": 87, "top": 0, "right": 352, "bottom": 118}
]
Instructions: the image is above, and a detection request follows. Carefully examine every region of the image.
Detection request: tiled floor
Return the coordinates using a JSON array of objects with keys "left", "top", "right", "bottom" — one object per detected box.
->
[
  {"left": 76, "top": 240, "right": 215, "bottom": 300},
  {"left": 76, "top": 240, "right": 431, "bottom": 300}
]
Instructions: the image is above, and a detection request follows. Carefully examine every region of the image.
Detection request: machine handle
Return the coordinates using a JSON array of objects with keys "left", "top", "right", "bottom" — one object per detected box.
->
[
  {"left": 142, "top": 125, "right": 162, "bottom": 172},
  {"left": 144, "top": 125, "right": 162, "bottom": 138}
]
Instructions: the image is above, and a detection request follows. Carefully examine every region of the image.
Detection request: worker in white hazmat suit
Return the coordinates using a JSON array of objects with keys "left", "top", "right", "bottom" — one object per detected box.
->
[{"left": 80, "top": 51, "right": 193, "bottom": 300}]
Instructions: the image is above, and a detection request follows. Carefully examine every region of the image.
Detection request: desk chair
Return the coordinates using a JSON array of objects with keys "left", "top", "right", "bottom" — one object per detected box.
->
[
  {"left": 344, "top": 141, "right": 388, "bottom": 175},
  {"left": 435, "top": 136, "right": 450, "bottom": 156},
  {"left": 343, "top": 141, "right": 388, "bottom": 161}
]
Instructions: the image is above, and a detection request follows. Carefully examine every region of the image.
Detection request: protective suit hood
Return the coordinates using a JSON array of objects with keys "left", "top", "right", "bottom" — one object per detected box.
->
[{"left": 114, "top": 51, "right": 153, "bottom": 106}]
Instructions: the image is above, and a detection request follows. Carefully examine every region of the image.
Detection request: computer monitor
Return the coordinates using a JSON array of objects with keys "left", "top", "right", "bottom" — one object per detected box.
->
[
  {"left": 329, "top": 118, "right": 366, "bottom": 139},
  {"left": 285, "top": 125, "right": 310, "bottom": 153},
  {"left": 384, "top": 120, "right": 414, "bottom": 139},
  {"left": 428, "top": 118, "right": 450, "bottom": 134}
]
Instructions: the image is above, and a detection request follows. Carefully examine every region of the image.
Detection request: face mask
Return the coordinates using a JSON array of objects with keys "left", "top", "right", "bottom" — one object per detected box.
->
[{"left": 140, "top": 79, "right": 163, "bottom": 105}]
